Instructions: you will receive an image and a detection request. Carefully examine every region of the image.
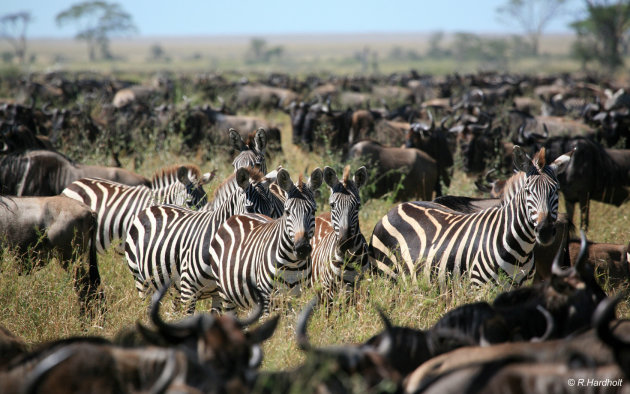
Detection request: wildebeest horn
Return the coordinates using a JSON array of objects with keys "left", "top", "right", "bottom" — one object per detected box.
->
[
  {"left": 574, "top": 230, "right": 589, "bottom": 275},
  {"left": 22, "top": 347, "right": 76, "bottom": 394},
  {"left": 375, "top": 307, "right": 393, "bottom": 357},
  {"left": 149, "top": 281, "right": 210, "bottom": 342},
  {"left": 296, "top": 298, "right": 318, "bottom": 351},
  {"left": 530, "top": 305, "right": 554, "bottom": 342},
  {"left": 236, "top": 282, "right": 264, "bottom": 327},
  {"left": 551, "top": 237, "right": 572, "bottom": 278},
  {"left": 593, "top": 295, "right": 626, "bottom": 349}
]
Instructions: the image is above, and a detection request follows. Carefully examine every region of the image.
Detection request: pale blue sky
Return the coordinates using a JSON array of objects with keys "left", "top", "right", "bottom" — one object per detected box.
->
[{"left": 2, "top": 0, "right": 581, "bottom": 38}]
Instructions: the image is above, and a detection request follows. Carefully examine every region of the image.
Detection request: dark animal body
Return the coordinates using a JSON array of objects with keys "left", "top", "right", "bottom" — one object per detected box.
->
[
  {"left": 0, "top": 195, "right": 102, "bottom": 312},
  {"left": 0, "top": 150, "right": 149, "bottom": 196},
  {"left": 348, "top": 140, "right": 438, "bottom": 201}
]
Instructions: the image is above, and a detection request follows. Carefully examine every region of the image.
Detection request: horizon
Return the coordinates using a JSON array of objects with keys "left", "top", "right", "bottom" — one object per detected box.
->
[{"left": 1, "top": 0, "right": 582, "bottom": 39}]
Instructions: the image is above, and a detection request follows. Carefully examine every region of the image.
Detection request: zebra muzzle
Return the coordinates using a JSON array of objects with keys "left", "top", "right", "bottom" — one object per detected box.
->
[{"left": 294, "top": 238, "right": 312, "bottom": 259}]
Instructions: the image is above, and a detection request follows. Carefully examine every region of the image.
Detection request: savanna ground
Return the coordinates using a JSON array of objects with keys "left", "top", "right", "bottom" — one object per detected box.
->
[{"left": 1, "top": 34, "right": 629, "bottom": 373}]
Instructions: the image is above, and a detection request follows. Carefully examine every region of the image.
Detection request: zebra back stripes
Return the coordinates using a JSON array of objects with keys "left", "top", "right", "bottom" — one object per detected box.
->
[
  {"left": 208, "top": 168, "right": 323, "bottom": 313},
  {"left": 310, "top": 166, "right": 369, "bottom": 299},
  {"left": 369, "top": 147, "right": 573, "bottom": 288},
  {"left": 124, "top": 166, "right": 278, "bottom": 312},
  {"left": 62, "top": 164, "right": 213, "bottom": 253}
]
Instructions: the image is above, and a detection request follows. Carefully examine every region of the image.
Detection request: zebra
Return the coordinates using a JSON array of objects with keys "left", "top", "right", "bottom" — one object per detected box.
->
[
  {"left": 124, "top": 166, "right": 279, "bottom": 313},
  {"left": 208, "top": 168, "right": 323, "bottom": 313},
  {"left": 230, "top": 127, "right": 267, "bottom": 174},
  {"left": 369, "top": 146, "right": 573, "bottom": 288},
  {"left": 62, "top": 164, "right": 214, "bottom": 254},
  {"left": 207, "top": 128, "right": 284, "bottom": 215},
  {"left": 309, "top": 166, "right": 370, "bottom": 299}
]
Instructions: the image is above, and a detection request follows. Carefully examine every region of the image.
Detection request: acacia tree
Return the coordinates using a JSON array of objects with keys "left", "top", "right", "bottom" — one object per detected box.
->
[
  {"left": 55, "top": 1, "right": 137, "bottom": 61},
  {"left": 496, "top": 0, "right": 568, "bottom": 56},
  {"left": 571, "top": 0, "right": 630, "bottom": 71},
  {"left": 0, "top": 11, "right": 32, "bottom": 64}
]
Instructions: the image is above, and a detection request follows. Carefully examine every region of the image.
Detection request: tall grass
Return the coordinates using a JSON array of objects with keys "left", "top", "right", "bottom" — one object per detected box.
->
[{"left": 1, "top": 111, "right": 629, "bottom": 373}]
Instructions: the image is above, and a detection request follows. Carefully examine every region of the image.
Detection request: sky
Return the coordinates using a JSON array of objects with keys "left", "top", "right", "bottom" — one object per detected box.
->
[{"left": 1, "top": 0, "right": 582, "bottom": 39}]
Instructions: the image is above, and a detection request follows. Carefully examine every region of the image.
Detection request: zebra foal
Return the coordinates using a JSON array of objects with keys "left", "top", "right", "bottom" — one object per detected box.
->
[
  {"left": 62, "top": 164, "right": 214, "bottom": 253},
  {"left": 309, "top": 166, "right": 369, "bottom": 299},
  {"left": 208, "top": 168, "right": 323, "bottom": 313},
  {"left": 370, "top": 146, "right": 573, "bottom": 287}
]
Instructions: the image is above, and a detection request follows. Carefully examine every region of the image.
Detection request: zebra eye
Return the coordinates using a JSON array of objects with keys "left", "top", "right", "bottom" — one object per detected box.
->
[{"left": 330, "top": 202, "right": 336, "bottom": 209}]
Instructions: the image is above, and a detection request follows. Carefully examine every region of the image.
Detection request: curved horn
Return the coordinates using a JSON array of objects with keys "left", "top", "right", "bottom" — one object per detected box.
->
[
  {"left": 296, "top": 298, "right": 318, "bottom": 352},
  {"left": 593, "top": 296, "right": 625, "bottom": 349},
  {"left": 428, "top": 110, "right": 435, "bottom": 131},
  {"left": 150, "top": 282, "right": 199, "bottom": 342},
  {"left": 574, "top": 230, "right": 589, "bottom": 275},
  {"left": 21, "top": 347, "right": 76, "bottom": 394},
  {"left": 237, "top": 282, "right": 264, "bottom": 327},
  {"left": 248, "top": 345, "right": 264, "bottom": 369},
  {"left": 551, "top": 238, "right": 572, "bottom": 278},
  {"left": 375, "top": 307, "right": 394, "bottom": 357},
  {"left": 530, "top": 305, "right": 554, "bottom": 342}
]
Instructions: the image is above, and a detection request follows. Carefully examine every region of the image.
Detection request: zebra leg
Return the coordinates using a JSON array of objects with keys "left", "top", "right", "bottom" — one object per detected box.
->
[{"left": 135, "top": 278, "right": 150, "bottom": 299}]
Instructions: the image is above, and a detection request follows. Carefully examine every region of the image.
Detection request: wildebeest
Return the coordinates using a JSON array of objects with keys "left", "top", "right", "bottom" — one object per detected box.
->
[
  {"left": 543, "top": 136, "right": 630, "bottom": 231},
  {"left": 0, "top": 150, "right": 149, "bottom": 196},
  {"left": 0, "top": 195, "right": 102, "bottom": 313},
  {"left": 404, "top": 114, "right": 454, "bottom": 196},
  {"left": 347, "top": 140, "right": 438, "bottom": 202}
]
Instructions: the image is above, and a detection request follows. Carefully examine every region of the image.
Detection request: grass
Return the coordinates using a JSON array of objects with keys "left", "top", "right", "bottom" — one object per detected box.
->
[{"left": 1, "top": 108, "right": 629, "bottom": 373}]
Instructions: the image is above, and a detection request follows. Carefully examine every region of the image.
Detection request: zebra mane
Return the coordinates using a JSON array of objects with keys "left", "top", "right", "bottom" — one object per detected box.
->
[
  {"left": 500, "top": 171, "right": 526, "bottom": 203},
  {"left": 297, "top": 174, "right": 305, "bottom": 192},
  {"left": 152, "top": 164, "right": 201, "bottom": 186},
  {"left": 532, "top": 148, "right": 546, "bottom": 172},
  {"left": 342, "top": 165, "right": 351, "bottom": 187},
  {"left": 212, "top": 167, "right": 263, "bottom": 199}
]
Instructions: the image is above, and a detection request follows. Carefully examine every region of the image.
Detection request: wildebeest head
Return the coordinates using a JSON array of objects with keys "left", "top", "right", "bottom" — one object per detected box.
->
[
  {"left": 512, "top": 146, "right": 572, "bottom": 246},
  {"left": 277, "top": 168, "right": 323, "bottom": 260},
  {"left": 138, "top": 282, "right": 279, "bottom": 384}
]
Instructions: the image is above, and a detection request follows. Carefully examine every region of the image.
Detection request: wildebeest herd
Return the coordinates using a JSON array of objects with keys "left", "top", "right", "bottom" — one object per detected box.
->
[{"left": 1, "top": 69, "right": 630, "bottom": 393}]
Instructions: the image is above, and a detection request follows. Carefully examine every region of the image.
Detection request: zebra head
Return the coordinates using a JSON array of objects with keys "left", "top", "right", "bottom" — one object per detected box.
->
[
  {"left": 513, "top": 146, "right": 573, "bottom": 246},
  {"left": 234, "top": 166, "right": 275, "bottom": 216},
  {"left": 176, "top": 165, "right": 214, "bottom": 209},
  {"left": 230, "top": 127, "right": 267, "bottom": 174},
  {"left": 277, "top": 168, "right": 323, "bottom": 260},
  {"left": 323, "top": 165, "right": 367, "bottom": 253}
]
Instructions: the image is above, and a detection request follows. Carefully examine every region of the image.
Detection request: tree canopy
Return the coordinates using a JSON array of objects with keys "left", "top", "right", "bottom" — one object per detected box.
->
[
  {"left": 0, "top": 11, "right": 32, "bottom": 64},
  {"left": 571, "top": 0, "right": 630, "bottom": 71},
  {"left": 56, "top": 1, "right": 137, "bottom": 61},
  {"left": 496, "top": 0, "right": 568, "bottom": 56}
]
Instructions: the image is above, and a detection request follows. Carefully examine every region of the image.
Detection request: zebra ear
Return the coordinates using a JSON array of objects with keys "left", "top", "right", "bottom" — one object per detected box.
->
[
  {"left": 229, "top": 128, "right": 247, "bottom": 152},
  {"left": 277, "top": 169, "right": 293, "bottom": 192},
  {"left": 176, "top": 166, "right": 192, "bottom": 185},
  {"left": 235, "top": 167, "right": 250, "bottom": 190},
  {"left": 354, "top": 166, "right": 368, "bottom": 189},
  {"left": 254, "top": 128, "right": 267, "bottom": 153},
  {"left": 323, "top": 166, "right": 338, "bottom": 188},
  {"left": 549, "top": 148, "right": 575, "bottom": 175},
  {"left": 200, "top": 170, "right": 216, "bottom": 185},
  {"left": 512, "top": 145, "right": 533, "bottom": 173},
  {"left": 309, "top": 168, "right": 323, "bottom": 191}
]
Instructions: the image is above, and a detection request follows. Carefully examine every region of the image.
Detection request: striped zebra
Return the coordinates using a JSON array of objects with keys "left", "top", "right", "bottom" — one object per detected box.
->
[
  {"left": 230, "top": 127, "right": 267, "bottom": 174},
  {"left": 62, "top": 164, "right": 213, "bottom": 254},
  {"left": 309, "top": 166, "right": 370, "bottom": 299},
  {"left": 124, "top": 166, "right": 279, "bottom": 313},
  {"left": 208, "top": 168, "right": 323, "bottom": 313},
  {"left": 207, "top": 128, "right": 285, "bottom": 216},
  {"left": 369, "top": 147, "right": 573, "bottom": 287}
]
